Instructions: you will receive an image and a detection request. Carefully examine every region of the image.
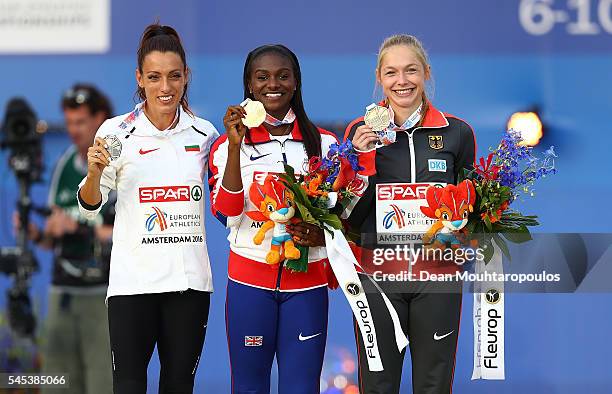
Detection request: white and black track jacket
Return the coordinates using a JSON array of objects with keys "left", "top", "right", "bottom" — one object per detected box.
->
[{"left": 78, "top": 103, "right": 219, "bottom": 299}]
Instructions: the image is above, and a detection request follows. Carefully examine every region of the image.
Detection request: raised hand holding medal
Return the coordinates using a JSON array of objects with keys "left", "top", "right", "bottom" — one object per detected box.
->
[
  {"left": 364, "top": 103, "right": 395, "bottom": 148},
  {"left": 86, "top": 137, "right": 112, "bottom": 178}
]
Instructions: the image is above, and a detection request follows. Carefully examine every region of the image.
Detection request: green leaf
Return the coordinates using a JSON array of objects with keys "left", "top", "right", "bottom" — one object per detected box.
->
[
  {"left": 501, "top": 227, "right": 533, "bottom": 243},
  {"left": 283, "top": 163, "right": 296, "bottom": 180},
  {"left": 491, "top": 210, "right": 500, "bottom": 221},
  {"left": 483, "top": 215, "right": 492, "bottom": 231},
  {"left": 492, "top": 233, "right": 511, "bottom": 261},
  {"left": 319, "top": 213, "right": 343, "bottom": 230},
  {"left": 285, "top": 245, "right": 309, "bottom": 273},
  {"left": 295, "top": 201, "right": 319, "bottom": 225},
  {"left": 457, "top": 170, "right": 466, "bottom": 183},
  {"left": 482, "top": 241, "right": 494, "bottom": 263}
]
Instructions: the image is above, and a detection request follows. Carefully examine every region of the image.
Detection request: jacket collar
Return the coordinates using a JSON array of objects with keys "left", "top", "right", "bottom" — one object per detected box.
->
[
  {"left": 246, "top": 121, "right": 303, "bottom": 144},
  {"left": 122, "top": 102, "right": 194, "bottom": 137}
]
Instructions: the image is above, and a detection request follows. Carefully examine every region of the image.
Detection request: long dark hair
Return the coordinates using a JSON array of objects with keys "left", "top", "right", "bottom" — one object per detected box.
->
[
  {"left": 135, "top": 23, "right": 192, "bottom": 115},
  {"left": 243, "top": 45, "right": 321, "bottom": 158}
]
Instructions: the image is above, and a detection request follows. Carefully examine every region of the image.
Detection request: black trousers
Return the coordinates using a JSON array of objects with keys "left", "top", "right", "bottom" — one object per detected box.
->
[
  {"left": 107, "top": 290, "right": 210, "bottom": 394},
  {"left": 354, "top": 275, "right": 462, "bottom": 394}
]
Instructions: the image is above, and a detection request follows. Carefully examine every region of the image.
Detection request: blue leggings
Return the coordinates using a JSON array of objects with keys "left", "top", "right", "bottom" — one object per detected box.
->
[{"left": 226, "top": 280, "right": 328, "bottom": 394}]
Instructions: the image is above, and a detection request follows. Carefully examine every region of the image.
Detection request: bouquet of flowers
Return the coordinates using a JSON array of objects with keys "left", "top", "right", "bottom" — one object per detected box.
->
[
  {"left": 279, "top": 140, "right": 363, "bottom": 271},
  {"left": 459, "top": 129, "right": 557, "bottom": 262}
]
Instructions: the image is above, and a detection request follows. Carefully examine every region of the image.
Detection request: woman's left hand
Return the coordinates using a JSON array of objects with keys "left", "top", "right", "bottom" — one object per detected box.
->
[{"left": 286, "top": 221, "right": 325, "bottom": 247}]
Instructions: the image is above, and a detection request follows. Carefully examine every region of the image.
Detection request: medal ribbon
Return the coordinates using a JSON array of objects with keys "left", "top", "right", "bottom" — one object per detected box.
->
[
  {"left": 374, "top": 103, "right": 423, "bottom": 147},
  {"left": 264, "top": 108, "right": 296, "bottom": 126},
  {"left": 388, "top": 102, "right": 423, "bottom": 132},
  {"left": 324, "top": 227, "right": 409, "bottom": 372}
]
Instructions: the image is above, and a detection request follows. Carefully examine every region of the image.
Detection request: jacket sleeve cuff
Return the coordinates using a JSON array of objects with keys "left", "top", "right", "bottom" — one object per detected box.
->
[
  {"left": 356, "top": 149, "right": 376, "bottom": 176},
  {"left": 215, "top": 185, "right": 245, "bottom": 217},
  {"left": 77, "top": 188, "right": 102, "bottom": 211}
]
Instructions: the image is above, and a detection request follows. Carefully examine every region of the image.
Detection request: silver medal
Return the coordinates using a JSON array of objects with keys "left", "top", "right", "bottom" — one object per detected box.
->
[{"left": 103, "top": 134, "right": 122, "bottom": 161}]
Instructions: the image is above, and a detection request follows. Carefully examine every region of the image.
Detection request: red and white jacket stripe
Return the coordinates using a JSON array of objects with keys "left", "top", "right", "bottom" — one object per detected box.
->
[{"left": 208, "top": 122, "right": 339, "bottom": 291}]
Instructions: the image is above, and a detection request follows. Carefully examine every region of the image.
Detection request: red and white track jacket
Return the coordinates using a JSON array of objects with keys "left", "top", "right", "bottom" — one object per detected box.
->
[{"left": 208, "top": 122, "right": 339, "bottom": 291}]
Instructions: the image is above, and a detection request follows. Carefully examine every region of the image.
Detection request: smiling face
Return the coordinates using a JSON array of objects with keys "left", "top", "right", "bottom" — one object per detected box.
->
[
  {"left": 136, "top": 50, "right": 187, "bottom": 117},
  {"left": 248, "top": 52, "right": 297, "bottom": 119},
  {"left": 377, "top": 44, "right": 429, "bottom": 117}
]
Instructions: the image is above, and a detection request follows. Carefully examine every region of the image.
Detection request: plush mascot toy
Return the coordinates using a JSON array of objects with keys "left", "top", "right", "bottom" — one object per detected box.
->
[
  {"left": 420, "top": 180, "right": 476, "bottom": 248},
  {"left": 246, "top": 174, "right": 301, "bottom": 265}
]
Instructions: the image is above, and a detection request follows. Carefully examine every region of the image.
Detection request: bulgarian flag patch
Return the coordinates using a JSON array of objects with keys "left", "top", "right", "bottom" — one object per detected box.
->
[{"left": 184, "top": 145, "right": 200, "bottom": 152}]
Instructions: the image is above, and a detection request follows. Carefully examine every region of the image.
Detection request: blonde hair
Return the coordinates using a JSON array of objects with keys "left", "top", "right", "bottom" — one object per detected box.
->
[{"left": 374, "top": 34, "right": 434, "bottom": 120}]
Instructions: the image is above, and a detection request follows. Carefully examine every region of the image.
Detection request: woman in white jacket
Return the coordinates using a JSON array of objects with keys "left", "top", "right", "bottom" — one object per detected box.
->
[{"left": 77, "top": 23, "right": 218, "bottom": 394}]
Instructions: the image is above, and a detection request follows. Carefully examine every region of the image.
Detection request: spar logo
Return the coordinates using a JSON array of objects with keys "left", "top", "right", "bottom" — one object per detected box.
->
[
  {"left": 145, "top": 206, "right": 168, "bottom": 231},
  {"left": 382, "top": 204, "right": 406, "bottom": 229},
  {"left": 139, "top": 185, "right": 202, "bottom": 203},
  {"left": 377, "top": 184, "right": 433, "bottom": 200},
  {"left": 253, "top": 171, "right": 281, "bottom": 185}
]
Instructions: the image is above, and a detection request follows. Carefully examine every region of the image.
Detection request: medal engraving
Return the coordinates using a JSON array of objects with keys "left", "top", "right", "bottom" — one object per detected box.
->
[
  {"left": 240, "top": 99, "right": 266, "bottom": 128},
  {"left": 364, "top": 103, "right": 391, "bottom": 132},
  {"left": 104, "top": 134, "right": 122, "bottom": 161}
]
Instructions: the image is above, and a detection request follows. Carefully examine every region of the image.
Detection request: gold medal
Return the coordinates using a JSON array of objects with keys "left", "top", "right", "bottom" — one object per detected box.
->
[
  {"left": 103, "top": 134, "right": 122, "bottom": 161},
  {"left": 364, "top": 103, "right": 391, "bottom": 132},
  {"left": 240, "top": 98, "right": 266, "bottom": 128}
]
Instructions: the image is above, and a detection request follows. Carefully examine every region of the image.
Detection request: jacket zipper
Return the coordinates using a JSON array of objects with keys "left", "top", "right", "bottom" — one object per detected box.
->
[
  {"left": 407, "top": 128, "right": 418, "bottom": 183},
  {"left": 280, "top": 140, "right": 288, "bottom": 163},
  {"left": 276, "top": 139, "right": 290, "bottom": 291},
  {"left": 406, "top": 127, "right": 420, "bottom": 278},
  {"left": 275, "top": 260, "right": 284, "bottom": 291}
]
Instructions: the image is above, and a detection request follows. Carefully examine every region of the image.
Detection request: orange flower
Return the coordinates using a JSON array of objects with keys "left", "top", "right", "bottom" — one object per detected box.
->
[
  {"left": 481, "top": 211, "right": 501, "bottom": 224},
  {"left": 332, "top": 157, "right": 357, "bottom": 192},
  {"left": 304, "top": 173, "right": 327, "bottom": 197}
]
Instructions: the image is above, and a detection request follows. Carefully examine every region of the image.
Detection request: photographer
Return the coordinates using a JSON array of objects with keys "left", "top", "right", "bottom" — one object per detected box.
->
[{"left": 15, "top": 84, "right": 114, "bottom": 394}]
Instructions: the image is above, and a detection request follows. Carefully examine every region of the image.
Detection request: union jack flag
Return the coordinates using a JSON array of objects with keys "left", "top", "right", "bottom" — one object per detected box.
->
[{"left": 244, "top": 336, "right": 263, "bottom": 347}]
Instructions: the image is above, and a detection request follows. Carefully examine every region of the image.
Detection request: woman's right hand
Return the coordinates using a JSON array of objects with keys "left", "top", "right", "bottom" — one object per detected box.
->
[
  {"left": 352, "top": 124, "right": 379, "bottom": 151},
  {"left": 223, "top": 105, "right": 248, "bottom": 147},
  {"left": 87, "top": 137, "right": 111, "bottom": 179}
]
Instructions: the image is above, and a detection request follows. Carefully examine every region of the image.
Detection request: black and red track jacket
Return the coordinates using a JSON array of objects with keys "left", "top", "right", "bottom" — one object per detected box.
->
[{"left": 342, "top": 102, "right": 477, "bottom": 275}]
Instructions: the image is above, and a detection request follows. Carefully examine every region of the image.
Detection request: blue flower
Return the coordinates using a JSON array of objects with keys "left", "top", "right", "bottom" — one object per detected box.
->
[{"left": 489, "top": 130, "right": 558, "bottom": 199}]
